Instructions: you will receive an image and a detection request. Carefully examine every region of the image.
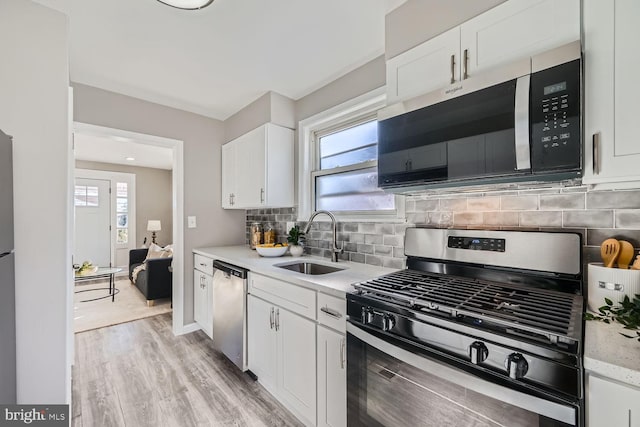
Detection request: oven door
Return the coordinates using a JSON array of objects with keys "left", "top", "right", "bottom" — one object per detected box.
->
[{"left": 347, "top": 323, "right": 580, "bottom": 427}]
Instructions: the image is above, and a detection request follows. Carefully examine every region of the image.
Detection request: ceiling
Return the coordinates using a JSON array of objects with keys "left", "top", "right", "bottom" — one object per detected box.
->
[
  {"left": 33, "top": 0, "right": 407, "bottom": 121},
  {"left": 75, "top": 133, "right": 174, "bottom": 170}
]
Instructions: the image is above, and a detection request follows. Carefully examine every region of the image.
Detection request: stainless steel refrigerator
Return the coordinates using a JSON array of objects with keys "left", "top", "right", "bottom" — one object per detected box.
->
[{"left": 0, "top": 129, "right": 16, "bottom": 403}]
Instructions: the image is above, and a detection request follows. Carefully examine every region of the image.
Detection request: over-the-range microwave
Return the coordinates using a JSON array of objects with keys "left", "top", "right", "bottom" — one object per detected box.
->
[{"left": 377, "top": 41, "right": 582, "bottom": 192}]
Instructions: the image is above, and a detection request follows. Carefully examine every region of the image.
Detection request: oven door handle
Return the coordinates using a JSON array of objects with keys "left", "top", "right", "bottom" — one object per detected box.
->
[{"left": 347, "top": 323, "right": 576, "bottom": 426}]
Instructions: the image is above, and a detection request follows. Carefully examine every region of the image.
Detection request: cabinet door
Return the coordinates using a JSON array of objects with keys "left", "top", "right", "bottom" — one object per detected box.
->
[
  {"left": 317, "top": 326, "right": 346, "bottom": 427},
  {"left": 193, "top": 270, "right": 204, "bottom": 326},
  {"left": 247, "top": 295, "right": 277, "bottom": 393},
  {"left": 460, "top": 0, "right": 579, "bottom": 78},
  {"left": 234, "top": 126, "right": 266, "bottom": 208},
  {"left": 386, "top": 26, "right": 460, "bottom": 104},
  {"left": 221, "top": 143, "right": 235, "bottom": 208},
  {"left": 583, "top": 0, "right": 640, "bottom": 185},
  {"left": 277, "top": 307, "right": 317, "bottom": 425},
  {"left": 193, "top": 270, "right": 211, "bottom": 337},
  {"left": 588, "top": 375, "right": 640, "bottom": 427}
]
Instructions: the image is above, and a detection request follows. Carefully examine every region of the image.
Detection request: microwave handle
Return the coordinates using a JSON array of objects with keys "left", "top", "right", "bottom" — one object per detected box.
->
[{"left": 514, "top": 75, "right": 531, "bottom": 170}]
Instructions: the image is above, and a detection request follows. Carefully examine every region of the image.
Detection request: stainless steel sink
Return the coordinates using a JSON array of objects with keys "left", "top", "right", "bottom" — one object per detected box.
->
[{"left": 275, "top": 261, "right": 344, "bottom": 275}]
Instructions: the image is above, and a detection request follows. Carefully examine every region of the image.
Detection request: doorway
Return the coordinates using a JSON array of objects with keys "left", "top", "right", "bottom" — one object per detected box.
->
[{"left": 72, "top": 122, "right": 185, "bottom": 336}]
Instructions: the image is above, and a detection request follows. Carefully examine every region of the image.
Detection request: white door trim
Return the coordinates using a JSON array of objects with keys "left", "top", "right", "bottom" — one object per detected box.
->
[{"left": 72, "top": 122, "right": 186, "bottom": 336}]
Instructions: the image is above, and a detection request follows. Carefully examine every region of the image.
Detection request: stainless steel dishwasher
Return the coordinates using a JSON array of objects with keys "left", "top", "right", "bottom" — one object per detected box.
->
[{"left": 212, "top": 260, "right": 248, "bottom": 371}]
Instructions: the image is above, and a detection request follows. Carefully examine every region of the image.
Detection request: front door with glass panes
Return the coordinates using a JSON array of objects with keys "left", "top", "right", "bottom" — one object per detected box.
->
[
  {"left": 74, "top": 178, "right": 111, "bottom": 267},
  {"left": 74, "top": 170, "right": 136, "bottom": 271}
]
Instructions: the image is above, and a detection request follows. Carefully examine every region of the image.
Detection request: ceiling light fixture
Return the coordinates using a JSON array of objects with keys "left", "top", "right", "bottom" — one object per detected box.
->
[
  {"left": 125, "top": 157, "right": 135, "bottom": 161},
  {"left": 156, "top": 0, "right": 214, "bottom": 10}
]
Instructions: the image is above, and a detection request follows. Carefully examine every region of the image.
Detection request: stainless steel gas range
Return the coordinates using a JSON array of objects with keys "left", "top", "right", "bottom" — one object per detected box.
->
[{"left": 346, "top": 228, "right": 584, "bottom": 427}]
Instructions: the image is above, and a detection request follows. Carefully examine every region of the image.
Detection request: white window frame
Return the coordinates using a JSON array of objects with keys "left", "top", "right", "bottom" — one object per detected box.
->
[{"left": 297, "top": 87, "right": 405, "bottom": 222}]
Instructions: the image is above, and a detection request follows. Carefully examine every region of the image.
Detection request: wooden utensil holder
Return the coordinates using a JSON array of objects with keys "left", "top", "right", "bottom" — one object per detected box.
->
[{"left": 587, "top": 263, "right": 640, "bottom": 312}]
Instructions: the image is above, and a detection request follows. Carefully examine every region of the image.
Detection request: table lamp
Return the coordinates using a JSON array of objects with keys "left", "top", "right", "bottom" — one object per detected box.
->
[{"left": 147, "top": 220, "right": 161, "bottom": 244}]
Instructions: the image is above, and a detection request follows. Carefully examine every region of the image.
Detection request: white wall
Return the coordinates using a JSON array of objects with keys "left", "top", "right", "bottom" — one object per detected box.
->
[{"left": 0, "top": 0, "right": 71, "bottom": 404}]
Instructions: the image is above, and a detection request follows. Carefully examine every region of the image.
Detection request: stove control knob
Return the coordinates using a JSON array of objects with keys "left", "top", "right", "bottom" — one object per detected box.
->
[
  {"left": 505, "top": 353, "right": 529, "bottom": 380},
  {"left": 468, "top": 341, "right": 489, "bottom": 365}
]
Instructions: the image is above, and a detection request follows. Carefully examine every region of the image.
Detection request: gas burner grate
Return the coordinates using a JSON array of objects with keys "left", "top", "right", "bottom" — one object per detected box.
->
[{"left": 354, "top": 269, "right": 583, "bottom": 345}]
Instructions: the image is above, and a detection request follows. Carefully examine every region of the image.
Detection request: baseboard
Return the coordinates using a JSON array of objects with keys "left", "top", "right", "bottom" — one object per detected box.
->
[{"left": 177, "top": 322, "right": 201, "bottom": 335}]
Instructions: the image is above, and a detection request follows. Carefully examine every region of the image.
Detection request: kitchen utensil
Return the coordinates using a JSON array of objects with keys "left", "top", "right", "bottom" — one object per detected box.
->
[
  {"left": 617, "top": 240, "right": 634, "bottom": 269},
  {"left": 632, "top": 255, "right": 640, "bottom": 270},
  {"left": 600, "top": 238, "right": 620, "bottom": 268}
]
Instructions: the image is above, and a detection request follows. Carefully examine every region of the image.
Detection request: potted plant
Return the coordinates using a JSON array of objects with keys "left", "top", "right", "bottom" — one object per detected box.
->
[{"left": 287, "top": 225, "right": 305, "bottom": 257}]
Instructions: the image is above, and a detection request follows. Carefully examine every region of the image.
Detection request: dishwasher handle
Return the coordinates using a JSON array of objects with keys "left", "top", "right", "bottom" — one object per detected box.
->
[{"left": 212, "top": 260, "right": 248, "bottom": 279}]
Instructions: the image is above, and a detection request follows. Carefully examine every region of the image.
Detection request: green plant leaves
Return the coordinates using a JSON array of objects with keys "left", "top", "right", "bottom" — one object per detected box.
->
[{"left": 584, "top": 294, "right": 640, "bottom": 341}]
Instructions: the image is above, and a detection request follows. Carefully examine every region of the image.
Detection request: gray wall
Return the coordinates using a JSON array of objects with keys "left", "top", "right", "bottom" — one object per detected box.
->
[
  {"left": 75, "top": 161, "right": 173, "bottom": 247},
  {"left": 72, "top": 83, "right": 246, "bottom": 325},
  {"left": 224, "top": 91, "right": 295, "bottom": 142},
  {"left": 0, "top": 0, "right": 71, "bottom": 404},
  {"left": 385, "top": 0, "right": 506, "bottom": 59}
]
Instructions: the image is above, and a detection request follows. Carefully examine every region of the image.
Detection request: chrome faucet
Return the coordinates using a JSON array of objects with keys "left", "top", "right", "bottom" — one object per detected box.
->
[{"left": 303, "top": 210, "right": 343, "bottom": 262}]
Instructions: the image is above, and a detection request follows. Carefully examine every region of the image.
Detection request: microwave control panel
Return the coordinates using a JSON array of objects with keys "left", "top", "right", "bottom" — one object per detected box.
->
[{"left": 530, "top": 59, "right": 581, "bottom": 174}]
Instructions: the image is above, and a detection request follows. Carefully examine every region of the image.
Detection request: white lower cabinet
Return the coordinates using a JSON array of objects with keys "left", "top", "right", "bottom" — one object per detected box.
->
[
  {"left": 317, "top": 325, "right": 346, "bottom": 427},
  {"left": 193, "top": 268, "right": 213, "bottom": 338},
  {"left": 587, "top": 374, "right": 640, "bottom": 427},
  {"left": 247, "top": 294, "right": 316, "bottom": 426}
]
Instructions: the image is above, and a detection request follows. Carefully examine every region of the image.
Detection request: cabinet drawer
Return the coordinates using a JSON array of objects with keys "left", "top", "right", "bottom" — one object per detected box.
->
[
  {"left": 317, "top": 293, "right": 346, "bottom": 332},
  {"left": 249, "top": 273, "right": 316, "bottom": 319},
  {"left": 194, "top": 253, "right": 214, "bottom": 275}
]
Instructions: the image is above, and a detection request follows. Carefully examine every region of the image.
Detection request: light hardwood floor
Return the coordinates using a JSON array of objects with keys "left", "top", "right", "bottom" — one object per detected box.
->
[{"left": 72, "top": 313, "right": 303, "bottom": 427}]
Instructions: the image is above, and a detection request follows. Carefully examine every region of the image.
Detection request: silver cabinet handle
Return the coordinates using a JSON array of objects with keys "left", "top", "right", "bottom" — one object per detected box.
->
[
  {"left": 320, "top": 306, "right": 342, "bottom": 319},
  {"left": 593, "top": 132, "right": 600, "bottom": 175},
  {"left": 269, "top": 307, "right": 274, "bottom": 330},
  {"left": 260, "top": 188, "right": 265, "bottom": 203},
  {"left": 340, "top": 337, "right": 345, "bottom": 369},
  {"left": 463, "top": 49, "right": 469, "bottom": 79},
  {"left": 450, "top": 54, "right": 456, "bottom": 84},
  {"left": 275, "top": 308, "right": 280, "bottom": 331}
]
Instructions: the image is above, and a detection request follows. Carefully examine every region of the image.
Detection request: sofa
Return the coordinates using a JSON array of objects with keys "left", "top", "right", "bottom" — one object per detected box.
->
[{"left": 129, "top": 248, "right": 172, "bottom": 306}]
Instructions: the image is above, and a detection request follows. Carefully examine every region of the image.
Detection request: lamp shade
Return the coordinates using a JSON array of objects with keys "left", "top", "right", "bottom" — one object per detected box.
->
[
  {"left": 147, "top": 220, "right": 162, "bottom": 232},
  {"left": 157, "top": 0, "right": 214, "bottom": 10}
]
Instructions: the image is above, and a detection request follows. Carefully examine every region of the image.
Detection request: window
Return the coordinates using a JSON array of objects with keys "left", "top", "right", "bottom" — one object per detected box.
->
[
  {"left": 116, "top": 182, "right": 128, "bottom": 244},
  {"left": 313, "top": 119, "right": 395, "bottom": 212},
  {"left": 297, "top": 88, "right": 402, "bottom": 221},
  {"left": 74, "top": 185, "right": 99, "bottom": 207}
]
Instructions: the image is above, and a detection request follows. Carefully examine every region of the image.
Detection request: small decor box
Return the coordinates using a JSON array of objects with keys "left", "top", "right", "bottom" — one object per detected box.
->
[{"left": 587, "top": 263, "right": 640, "bottom": 312}]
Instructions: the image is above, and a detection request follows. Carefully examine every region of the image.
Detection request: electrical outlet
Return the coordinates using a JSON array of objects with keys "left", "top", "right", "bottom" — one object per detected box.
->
[
  {"left": 286, "top": 221, "right": 295, "bottom": 231},
  {"left": 188, "top": 216, "right": 197, "bottom": 228}
]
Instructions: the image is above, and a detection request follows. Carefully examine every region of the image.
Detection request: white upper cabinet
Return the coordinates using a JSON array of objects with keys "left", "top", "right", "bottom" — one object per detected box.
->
[
  {"left": 386, "top": 0, "right": 579, "bottom": 104},
  {"left": 583, "top": 0, "right": 640, "bottom": 186},
  {"left": 386, "top": 27, "right": 460, "bottom": 105},
  {"left": 221, "top": 143, "right": 235, "bottom": 209},
  {"left": 221, "top": 123, "right": 294, "bottom": 209},
  {"left": 460, "top": 0, "right": 579, "bottom": 78}
]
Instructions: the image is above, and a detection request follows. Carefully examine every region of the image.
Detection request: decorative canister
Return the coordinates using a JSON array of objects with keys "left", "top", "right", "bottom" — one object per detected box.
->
[
  {"left": 587, "top": 262, "right": 640, "bottom": 312},
  {"left": 264, "top": 223, "right": 276, "bottom": 245},
  {"left": 250, "top": 222, "right": 263, "bottom": 249}
]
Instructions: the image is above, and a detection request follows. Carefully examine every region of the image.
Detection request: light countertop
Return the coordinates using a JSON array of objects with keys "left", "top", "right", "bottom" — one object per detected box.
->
[
  {"left": 193, "top": 245, "right": 399, "bottom": 298},
  {"left": 584, "top": 318, "right": 640, "bottom": 387}
]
